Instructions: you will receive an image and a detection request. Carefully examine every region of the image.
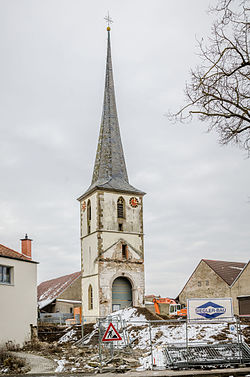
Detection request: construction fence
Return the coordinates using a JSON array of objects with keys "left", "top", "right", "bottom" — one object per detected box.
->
[
  {"left": 81, "top": 315, "right": 250, "bottom": 371},
  {"left": 39, "top": 312, "right": 74, "bottom": 324}
]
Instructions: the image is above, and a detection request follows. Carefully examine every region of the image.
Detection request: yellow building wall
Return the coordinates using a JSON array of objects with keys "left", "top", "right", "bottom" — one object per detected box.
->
[{"left": 179, "top": 260, "right": 230, "bottom": 304}]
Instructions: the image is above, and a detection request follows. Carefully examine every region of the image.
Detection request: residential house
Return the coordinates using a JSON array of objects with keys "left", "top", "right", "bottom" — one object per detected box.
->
[
  {"left": 178, "top": 259, "right": 250, "bottom": 316},
  {"left": 0, "top": 235, "right": 38, "bottom": 346},
  {"left": 37, "top": 271, "right": 81, "bottom": 314}
]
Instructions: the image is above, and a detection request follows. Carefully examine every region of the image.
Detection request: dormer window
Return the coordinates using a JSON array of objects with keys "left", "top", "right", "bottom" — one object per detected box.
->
[{"left": 117, "top": 197, "right": 125, "bottom": 219}]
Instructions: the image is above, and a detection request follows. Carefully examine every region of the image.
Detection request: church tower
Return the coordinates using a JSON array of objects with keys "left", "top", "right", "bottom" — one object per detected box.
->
[{"left": 78, "top": 26, "right": 145, "bottom": 320}]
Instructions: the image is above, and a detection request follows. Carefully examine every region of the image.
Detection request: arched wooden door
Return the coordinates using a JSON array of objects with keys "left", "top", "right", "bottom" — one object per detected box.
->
[{"left": 112, "top": 277, "right": 132, "bottom": 312}]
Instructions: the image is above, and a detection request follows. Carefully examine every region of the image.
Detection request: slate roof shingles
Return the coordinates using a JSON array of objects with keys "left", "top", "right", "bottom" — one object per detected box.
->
[
  {"left": 37, "top": 271, "right": 81, "bottom": 309},
  {"left": 203, "top": 259, "right": 246, "bottom": 285},
  {"left": 78, "top": 30, "right": 144, "bottom": 200}
]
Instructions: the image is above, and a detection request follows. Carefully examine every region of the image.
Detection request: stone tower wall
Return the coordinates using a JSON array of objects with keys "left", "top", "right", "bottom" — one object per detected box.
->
[{"left": 80, "top": 190, "right": 145, "bottom": 320}]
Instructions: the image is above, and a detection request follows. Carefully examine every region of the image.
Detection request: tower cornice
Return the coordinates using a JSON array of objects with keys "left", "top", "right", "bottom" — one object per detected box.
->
[{"left": 77, "top": 186, "right": 145, "bottom": 202}]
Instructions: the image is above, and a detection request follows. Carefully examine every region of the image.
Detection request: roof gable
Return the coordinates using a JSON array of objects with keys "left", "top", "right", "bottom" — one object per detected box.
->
[
  {"left": 0, "top": 243, "right": 31, "bottom": 262},
  {"left": 95, "top": 238, "right": 143, "bottom": 262},
  {"left": 37, "top": 271, "right": 81, "bottom": 309},
  {"left": 177, "top": 259, "right": 204, "bottom": 299},
  {"left": 203, "top": 259, "right": 246, "bottom": 286},
  {"left": 230, "top": 260, "right": 250, "bottom": 287}
]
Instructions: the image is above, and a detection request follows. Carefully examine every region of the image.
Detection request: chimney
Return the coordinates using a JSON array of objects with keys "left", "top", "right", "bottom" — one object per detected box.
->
[{"left": 21, "top": 234, "right": 32, "bottom": 259}]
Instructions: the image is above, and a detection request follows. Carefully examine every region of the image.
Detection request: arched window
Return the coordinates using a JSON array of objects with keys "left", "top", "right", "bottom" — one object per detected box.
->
[
  {"left": 87, "top": 200, "right": 91, "bottom": 234},
  {"left": 117, "top": 197, "right": 125, "bottom": 219},
  {"left": 88, "top": 284, "right": 93, "bottom": 310}
]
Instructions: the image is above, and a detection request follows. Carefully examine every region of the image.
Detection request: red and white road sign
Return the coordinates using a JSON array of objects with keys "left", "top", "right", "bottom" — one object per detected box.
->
[{"left": 102, "top": 322, "right": 122, "bottom": 342}]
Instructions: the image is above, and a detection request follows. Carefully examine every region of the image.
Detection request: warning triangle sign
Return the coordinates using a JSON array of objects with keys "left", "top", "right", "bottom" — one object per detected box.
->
[{"left": 102, "top": 322, "right": 122, "bottom": 342}]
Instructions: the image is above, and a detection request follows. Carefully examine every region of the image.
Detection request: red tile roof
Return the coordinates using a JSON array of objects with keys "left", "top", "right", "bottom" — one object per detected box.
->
[
  {"left": 0, "top": 243, "right": 31, "bottom": 262},
  {"left": 203, "top": 259, "right": 246, "bottom": 286},
  {"left": 37, "top": 271, "right": 81, "bottom": 309}
]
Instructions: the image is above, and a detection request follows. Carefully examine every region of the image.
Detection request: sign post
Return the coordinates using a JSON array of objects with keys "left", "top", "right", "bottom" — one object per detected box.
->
[{"left": 102, "top": 322, "right": 122, "bottom": 342}]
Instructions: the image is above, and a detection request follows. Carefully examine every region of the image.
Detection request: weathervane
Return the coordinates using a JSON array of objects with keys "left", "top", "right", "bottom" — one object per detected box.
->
[{"left": 104, "top": 12, "right": 113, "bottom": 30}]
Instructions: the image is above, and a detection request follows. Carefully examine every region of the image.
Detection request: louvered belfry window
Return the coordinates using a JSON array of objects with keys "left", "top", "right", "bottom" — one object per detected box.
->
[{"left": 117, "top": 197, "right": 125, "bottom": 218}]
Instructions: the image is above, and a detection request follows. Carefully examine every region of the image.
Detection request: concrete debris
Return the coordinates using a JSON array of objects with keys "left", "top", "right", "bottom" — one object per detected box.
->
[{"left": 17, "top": 308, "right": 250, "bottom": 373}]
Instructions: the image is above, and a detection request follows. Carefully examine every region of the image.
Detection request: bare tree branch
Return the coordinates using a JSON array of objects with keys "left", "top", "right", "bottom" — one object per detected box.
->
[{"left": 169, "top": 0, "right": 250, "bottom": 153}]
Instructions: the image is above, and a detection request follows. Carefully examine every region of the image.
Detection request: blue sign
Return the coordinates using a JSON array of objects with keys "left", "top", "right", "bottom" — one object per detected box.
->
[{"left": 195, "top": 301, "right": 226, "bottom": 319}]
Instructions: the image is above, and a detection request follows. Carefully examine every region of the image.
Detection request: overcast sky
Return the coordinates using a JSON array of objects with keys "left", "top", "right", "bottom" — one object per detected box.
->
[{"left": 0, "top": 0, "right": 249, "bottom": 298}]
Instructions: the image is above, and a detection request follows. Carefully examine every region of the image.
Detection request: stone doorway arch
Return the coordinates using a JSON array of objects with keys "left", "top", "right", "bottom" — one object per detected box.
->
[{"left": 112, "top": 276, "right": 132, "bottom": 312}]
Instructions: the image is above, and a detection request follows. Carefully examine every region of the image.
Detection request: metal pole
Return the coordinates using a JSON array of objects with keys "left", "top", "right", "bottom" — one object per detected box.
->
[
  {"left": 110, "top": 342, "right": 114, "bottom": 358},
  {"left": 185, "top": 319, "right": 189, "bottom": 366},
  {"left": 81, "top": 316, "right": 84, "bottom": 343},
  {"left": 98, "top": 318, "right": 102, "bottom": 372},
  {"left": 238, "top": 316, "right": 243, "bottom": 344},
  {"left": 236, "top": 316, "right": 242, "bottom": 365},
  {"left": 148, "top": 322, "right": 153, "bottom": 370},
  {"left": 122, "top": 319, "right": 128, "bottom": 347}
]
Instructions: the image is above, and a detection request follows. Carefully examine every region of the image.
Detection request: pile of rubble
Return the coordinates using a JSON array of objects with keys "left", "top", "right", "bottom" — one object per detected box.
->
[
  {"left": 26, "top": 308, "right": 250, "bottom": 373},
  {"left": 54, "top": 346, "right": 142, "bottom": 373}
]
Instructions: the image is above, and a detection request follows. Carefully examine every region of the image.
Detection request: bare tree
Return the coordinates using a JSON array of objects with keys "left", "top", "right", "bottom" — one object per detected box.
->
[{"left": 171, "top": 0, "right": 250, "bottom": 152}]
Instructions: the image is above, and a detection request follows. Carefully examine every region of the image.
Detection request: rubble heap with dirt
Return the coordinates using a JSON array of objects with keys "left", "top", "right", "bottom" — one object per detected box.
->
[
  {"left": 5, "top": 307, "right": 249, "bottom": 374},
  {"left": 32, "top": 308, "right": 250, "bottom": 373}
]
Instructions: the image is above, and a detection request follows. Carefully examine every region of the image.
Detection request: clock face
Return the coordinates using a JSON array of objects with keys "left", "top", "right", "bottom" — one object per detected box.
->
[
  {"left": 81, "top": 201, "right": 86, "bottom": 212},
  {"left": 130, "top": 197, "right": 139, "bottom": 208}
]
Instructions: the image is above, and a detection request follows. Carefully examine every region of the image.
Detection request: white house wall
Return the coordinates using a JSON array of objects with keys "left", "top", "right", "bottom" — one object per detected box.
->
[{"left": 0, "top": 257, "right": 37, "bottom": 346}]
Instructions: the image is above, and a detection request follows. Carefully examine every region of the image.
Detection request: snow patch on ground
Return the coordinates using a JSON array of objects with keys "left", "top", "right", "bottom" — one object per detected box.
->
[
  {"left": 55, "top": 358, "right": 66, "bottom": 372},
  {"left": 58, "top": 329, "right": 77, "bottom": 344},
  {"left": 56, "top": 307, "right": 249, "bottom": 372},
  {"left": 108, "top": 307, "right": 147, "bottom": 323}
]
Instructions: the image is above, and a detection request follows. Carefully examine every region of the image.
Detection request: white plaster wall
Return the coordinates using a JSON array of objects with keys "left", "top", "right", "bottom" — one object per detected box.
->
[
  {"left": 81, "top": 236, "right": 98, "bottom": 276},
  {"left": 80, "top": 192, "right": 100, "bottom": 321},
  {"left": 82, "top": 275, "right": 99, "bottom": 322},
  {"left": 80, "top": 192, "right": 97, "bottom": 238},
  {"left": 0, "top": 257, "right": 37, "bottom": 346},
  {"left": 80, "top": 189, "right": 145, "bottom": 319},
  {"left": 101, "top": 192, "right": 143, "bottom": 234}
]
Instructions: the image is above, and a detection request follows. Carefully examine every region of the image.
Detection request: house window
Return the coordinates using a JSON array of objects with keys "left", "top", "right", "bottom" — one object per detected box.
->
[
  {"left": 206, "top": 280, "right": 209, "bottom": 286},
  {"left": 122, "top": 244, "right": 128, "bottom": 259},
  {"left": 0, "top": 265, "right": 11, "bottom": 284},
  {"left": 117, "top": 197, "right": 125, "bottom": 219},
  {"left": 198, "top": 281, "right": 202, "bottom": 287},
  {"left": 87, "top": 200, "right": 91, "bottom": 234},
  {"left": 88, "top": 284, "right": 93, "bottom": 310}
]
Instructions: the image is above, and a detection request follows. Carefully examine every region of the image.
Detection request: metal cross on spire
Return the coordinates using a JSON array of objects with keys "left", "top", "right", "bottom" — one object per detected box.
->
[{"left": 104, "top": 12, "right": 113, "bottom": 28}]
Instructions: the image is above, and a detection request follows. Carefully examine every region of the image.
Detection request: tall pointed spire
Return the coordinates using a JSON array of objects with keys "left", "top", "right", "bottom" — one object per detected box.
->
[{"left": 80, "top": 27, "right": 144, "bottom": 198}]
